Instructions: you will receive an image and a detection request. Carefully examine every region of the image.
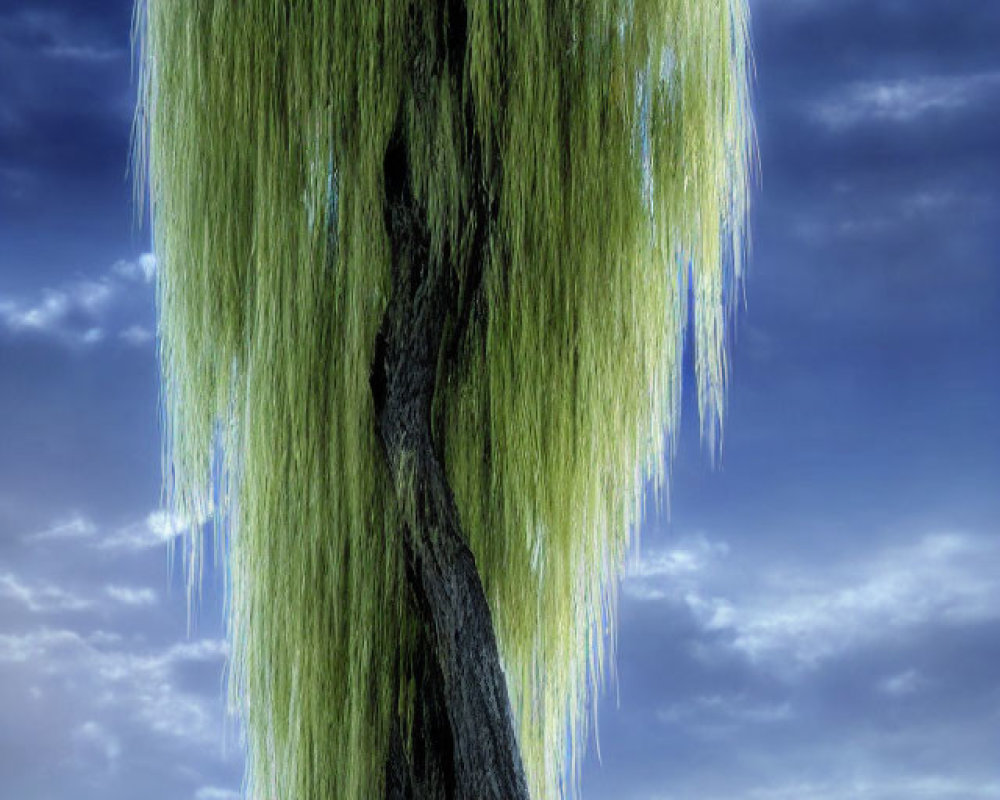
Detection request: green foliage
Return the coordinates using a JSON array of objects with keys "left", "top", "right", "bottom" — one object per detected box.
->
[{"left": 136, "top": 1, "right": 751, "bottom": 798}]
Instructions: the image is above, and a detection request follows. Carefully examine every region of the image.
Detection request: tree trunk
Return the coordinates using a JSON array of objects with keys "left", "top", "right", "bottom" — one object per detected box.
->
[
  {"left": 370, "top": 9, "right": 528, "bottom": 792},
  {"left": 372, "top": 119, "right": 529, "bottom": 799}
]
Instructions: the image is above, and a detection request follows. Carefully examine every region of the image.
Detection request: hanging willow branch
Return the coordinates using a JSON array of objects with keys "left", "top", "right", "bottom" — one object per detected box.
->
[{"left": 135, "top": 0, "right": 752, "bottom": 797}]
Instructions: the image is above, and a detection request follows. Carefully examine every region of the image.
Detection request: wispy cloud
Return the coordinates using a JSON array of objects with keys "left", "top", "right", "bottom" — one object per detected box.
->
[
  {"left": 1, "top": 569, "right": 162, "bottom": 615},
  {"left": 739, "top": 775, "right": 1000, "bottom": 800},
  {"left": 0, "top": 254, "right": 155, "bottom": 348},
  {"left": 0, "top": 627, "right": 115, "bottom": 663},
  {"left": 0, "top": 9, "right": 124, "bottom": 64},
  {"left": 657, "top": 692, "right": 793, "bottom": 729},
  {"left": 0, "top": 572, "right": 91, "bottom": 613},
  {"left": 0, "top": 627, "right": 228, "bottom": 747},
  {"left": 41, "top": 44, "right": 123, "bottom": 63},
  {"left": 625, "top": 533, "right": 729, "bottom": 601},
  {"left": 720, "top": 532, "right": 1000, "bottom": 669},
  {"left": 814, "top": 72, "right": 1000, "bottom": 130},
  {"left": 644, "top": 773, "right": 1000, "bottom": 800},
  {"left": 111, "top": 253, "right": 156, "bottom": 284},
  {"left": 23, "top": 508, "right": 204, "bottom": 553},
  {"left": 104, "top": 585, "right": 158, "bottom": 607},
  {"left": 626, "top": 531, "right": 1000, "bottom": 673},
  {"left": 72, "top": 720, "right": 122, "bottom": 773},
  {"left": 787, "top": 183, "right": 995, "bottom": 252},
  {"left": 98, "top": 509, "right": 206, "bottom": 552},
  {"left": 878, "top": 668, "right": 925, "bottom": 698},
  {"left": 23, "top": 514, "right": 97, "bottom": 543},
  {"left": 119, "top": 324, "right": 154, "bottom": 345},
  {"left": 195, "top": 787, "right": 241, "bottom": 800}
]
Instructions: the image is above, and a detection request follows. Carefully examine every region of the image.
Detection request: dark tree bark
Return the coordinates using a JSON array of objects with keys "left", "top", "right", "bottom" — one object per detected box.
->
[
  {"left": 372, "top": 120, "right": 529, "bottom": 800},
  {"left": 371, "top": 7, "right": 528, "bottom": 798}
]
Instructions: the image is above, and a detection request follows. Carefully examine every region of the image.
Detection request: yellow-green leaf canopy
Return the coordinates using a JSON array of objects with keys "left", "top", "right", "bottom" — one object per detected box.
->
[{"left": 136, "top": 1, "right": 752, "bottom": 797}]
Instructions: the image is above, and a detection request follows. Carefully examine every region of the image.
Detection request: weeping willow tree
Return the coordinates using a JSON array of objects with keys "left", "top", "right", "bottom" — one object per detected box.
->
[{"left": 135, "top": 1, "right": 751, "bottom": 797}]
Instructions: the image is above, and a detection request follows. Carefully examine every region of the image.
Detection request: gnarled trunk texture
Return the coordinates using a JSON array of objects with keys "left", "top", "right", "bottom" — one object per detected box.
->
[
  {"left": 372, "top": 119, "right": 529, "bottom": 800},
  {"left": 371, "top": 8, "right": 528, "bottom": 795}
]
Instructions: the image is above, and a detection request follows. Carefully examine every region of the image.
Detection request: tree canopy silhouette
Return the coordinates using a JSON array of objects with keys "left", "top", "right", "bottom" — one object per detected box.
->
[{"left": 135, "top": 1, "right": 752, "bottom": 797}]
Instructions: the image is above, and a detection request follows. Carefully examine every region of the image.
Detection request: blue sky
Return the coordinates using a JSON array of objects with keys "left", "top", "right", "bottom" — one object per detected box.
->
[{"left": 1, "top": 2, "right": 998, "bottom": 799}]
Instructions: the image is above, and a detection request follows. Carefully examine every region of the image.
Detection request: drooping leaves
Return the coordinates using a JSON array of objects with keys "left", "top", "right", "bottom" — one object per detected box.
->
[{"left": 136, "top": 1, "right": 751, "bottom": 797}]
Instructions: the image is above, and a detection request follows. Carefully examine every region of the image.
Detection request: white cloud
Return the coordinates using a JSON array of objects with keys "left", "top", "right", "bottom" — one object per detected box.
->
[
  {"left": 0, "top": 626, "right": 228, "bottom": 748},
  {"left": 119, "top": 324, "right": 154, "bottom": 345},
  {"left": 23, "top": 514, "right": 97, "bottom": 543},
  {"left": 104, "top": 585, "right": 158, "bottom": 607},
  {"left": 736, "top": 533, "right": 998, "bottom": 667},
  {"left": 627, "top": 531, "right": 1000, "bottom": 673},
  {"left": 95, "top": 638, "right": 229, "bottom": 745},
  {"left": 878, "top": 668, "right": 925, "bottom": 698},
  {"left": 814, "top": 72, "right": 1000, "bottom": 130},
  {"left": 99, "top": 509, "right": 206, "bottom": 551},
  {"left": 76, "top": 280, "right": 116, "bottom": 313},
  {"left": 0, "top": 290, "right": 67, "bottom": 331},
  {"left": 23, "top": 508, "right": 210, "bottom": 567},
  {"left": 195, "top": 787, "right": 241, "bottom": 800},
  {"left": 0, "top": 253, "right": 154, "bottom": 348},
  {"left": 625, "top": 533, "right": 729, "bottom": 601},
  {"left": 0, "top": 627, "right": 103, "bottom": 663},
  {"left": 164, "top": 639, "right": 229, "bottom": 662},
  {"left": 112, "top": 253, "right": 157, "bottom": 283},
  {"left": 1, "top": 568, "right": 157, "bottom": 615},
  {"left": 647, "top": 774, "right": 1000, "bottom": 800},
  {"left": 657, "top": 693, "right": 793, "bottom": 728},
  {"left": 72, "top": 720, "right": 122, "bottom": 772},
  {"left": 0, "top": 572, "right": 91, "bottom": 613},
  {"left": 741, "top": 775, "right": 1000, "bottom": 800},
  {"left": 42, "top": 44, "right": 123, "bottom": 63},
  {"left": 25, "top": 509, "right": 204, "bottom": 552},
  {"left": 5, "top": 9, "right": 123, "bottom": 64},
  {"left": 0, "top": 282, "right": 113, "bottom": 345}
]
